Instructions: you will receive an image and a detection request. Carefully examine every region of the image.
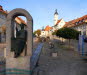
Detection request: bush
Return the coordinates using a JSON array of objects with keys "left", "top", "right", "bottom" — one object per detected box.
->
[
  {"left": 52, "top": 30, "right": 57, "bottom": 35},
  {"left": 34, "top": 29, "right": 41, "bottom": 36},
  {"left": 56, "top": 27, "right": 79, "bottom": 40},
  {"left": 56, "top": 27, "right": 80, "bottom": 48}
]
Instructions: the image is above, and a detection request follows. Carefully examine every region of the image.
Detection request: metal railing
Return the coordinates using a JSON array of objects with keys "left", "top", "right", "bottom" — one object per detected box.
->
[{"left": 30, "top": 43, "right": 43, "bottom": 71}]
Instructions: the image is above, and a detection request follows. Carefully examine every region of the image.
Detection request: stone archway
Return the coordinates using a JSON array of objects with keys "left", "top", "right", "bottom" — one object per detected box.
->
[{"left": 6, "top": 8, "right": 33, "bottom": 71}]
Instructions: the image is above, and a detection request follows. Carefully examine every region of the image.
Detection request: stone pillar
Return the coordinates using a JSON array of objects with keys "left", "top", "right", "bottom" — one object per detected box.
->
[{"left": 6, "top": 8, "right": 33, "bottom": 75}]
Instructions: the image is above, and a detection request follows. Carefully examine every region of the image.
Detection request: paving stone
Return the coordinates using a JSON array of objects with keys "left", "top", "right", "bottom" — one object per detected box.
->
[{"left": 33, "top": 39, "right": 87, "bottom": 75}]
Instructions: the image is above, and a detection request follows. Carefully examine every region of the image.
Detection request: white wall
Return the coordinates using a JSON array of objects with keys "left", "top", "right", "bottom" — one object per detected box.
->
[
  {"left": 72, "top": 24, "right": 87, "bottom": 35},
  {"left": 40, "top": 30, "right": 52, "bottom": 37},
  {"left": 58, "top": 19, "right": 65, "bottom": 29}
]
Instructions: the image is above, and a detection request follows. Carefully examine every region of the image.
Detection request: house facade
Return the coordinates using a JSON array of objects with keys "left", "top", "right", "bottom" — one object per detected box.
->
[
  {"left": 40, "top": 25, "right": 52, "bottom": 37},
  {"left": 64, "top": 15, "right": 87, "bottom": 36},
  {"left": 53, "top": 10, "right": 87, "bottom": 36},
  {"left": 0, "top": 5, "right": 7, "bottom": 42},
  {"left": 0, "top": 5, "right": 26, "bottom": 43}
]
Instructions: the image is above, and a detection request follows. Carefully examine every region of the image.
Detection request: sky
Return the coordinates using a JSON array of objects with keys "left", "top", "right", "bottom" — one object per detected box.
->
[{"left": 0, "top": 0, "right": 87, "bottom": 31}]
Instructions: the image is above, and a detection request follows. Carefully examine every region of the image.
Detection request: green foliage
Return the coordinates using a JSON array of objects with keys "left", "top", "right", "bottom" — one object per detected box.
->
[
  {"left": 52, "top": 30, "right": 57, "bottom": 35},
  {"left": 34, "top": 29, "right": 41, "bottom": 36},
  {"left": 33, "top": 33, "right": 36, "bottom": 37},
  {"left": 56, "top": 27, "right": 80, "bottom": 40}
]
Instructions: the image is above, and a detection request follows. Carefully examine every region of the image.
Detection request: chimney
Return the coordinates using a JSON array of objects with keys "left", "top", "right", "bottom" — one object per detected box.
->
[{"left": 0, "top": 5, "right": 3, "bottom": 10}]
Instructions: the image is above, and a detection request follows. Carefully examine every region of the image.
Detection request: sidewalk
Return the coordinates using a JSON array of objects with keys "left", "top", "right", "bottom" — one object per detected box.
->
[{"left": 36, "top": 39, "right": 87, "bottom": 75}]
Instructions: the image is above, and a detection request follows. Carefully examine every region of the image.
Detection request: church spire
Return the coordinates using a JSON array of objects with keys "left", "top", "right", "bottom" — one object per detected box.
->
[
  {"left": 54, "top": 9, "right": 58, "bottom": 25},
  {"left": 54, "top": 9, "right": 58, "bottom": 15}
]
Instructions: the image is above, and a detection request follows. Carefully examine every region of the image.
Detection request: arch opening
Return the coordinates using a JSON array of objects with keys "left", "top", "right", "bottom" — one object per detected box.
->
[
  {"left": 11, "top": 15, "right": 27, "bottom": 58},
  {"left": 6, "top": 8, "right": 33, "bottom": 58}
]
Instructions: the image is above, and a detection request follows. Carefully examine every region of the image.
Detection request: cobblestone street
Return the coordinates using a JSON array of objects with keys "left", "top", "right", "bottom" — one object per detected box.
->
[{"left": 36, "top": 39, "right": 87, "bottom": 75}]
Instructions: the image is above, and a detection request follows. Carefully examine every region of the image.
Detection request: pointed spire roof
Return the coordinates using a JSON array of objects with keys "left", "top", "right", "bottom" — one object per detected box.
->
[{"left": 54, "top": 9, "right": 58, "bottom": 15}]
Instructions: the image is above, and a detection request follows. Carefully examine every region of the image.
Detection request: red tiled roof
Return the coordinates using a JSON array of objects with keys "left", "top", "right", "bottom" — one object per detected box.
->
[
  {"left": 56, "top": 19, "right": 62, "bottom": 25},
  {"left": 0, "top": 5, "right": 7, "bottom": 14},
  {"left": 44, "top": 25, "right": 52, "bottom": 31},
  {"left": 16, "top": 17, "right": 26, "bottom": 25},
  {"left": 64, "top": 15, "right": 87, "bottom": 28},
  {"left": 0, "top": 5, "right": 26, "bottom": 25},
  {"left": 0, "top": 9, "right": 7, "bottom": 14}
]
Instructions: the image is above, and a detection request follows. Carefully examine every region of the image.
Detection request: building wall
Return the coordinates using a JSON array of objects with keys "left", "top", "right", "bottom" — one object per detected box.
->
[
  {"left": 72, "top": 23, "right": 87, "bottom": 36},
  {"left": 52, "top": 19, "right": 65, "bottom": 31},
  {"left": 0, "top": 11, "right": 25, "bottom": 43},
  {"left": 40, "top": 31, "right": 48, "bottom": 37},
  {"left": 40, "top": 30, "right": 52, "bottom": 37},
  {"left": 58, "top": 19, "right": 65, "bottom": 29},
  {"left": 40, "top": 31, "right": 46, "bottom": 37},
  {"left": 0, "top": 12, "right": 6, "bottom": 43},
  {"left": 0, "top": 12, "right": 6, "bottom": 26}
]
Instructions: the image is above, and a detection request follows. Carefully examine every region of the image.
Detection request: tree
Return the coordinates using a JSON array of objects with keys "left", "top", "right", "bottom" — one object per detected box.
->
[
  {"left": 34, "top": 29, "right": 41, "bottom": 37},
  {"left": 56, "top": 27, "right": 80, "bottom": 47},
  {"left": 52, "top": 30, "right": 57, "bottom": 35}
]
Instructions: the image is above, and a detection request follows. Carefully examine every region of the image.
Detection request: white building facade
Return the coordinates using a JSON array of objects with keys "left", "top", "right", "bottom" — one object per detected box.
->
[{"left": 64, "top": 15, "right": 87, "bottom": 36}]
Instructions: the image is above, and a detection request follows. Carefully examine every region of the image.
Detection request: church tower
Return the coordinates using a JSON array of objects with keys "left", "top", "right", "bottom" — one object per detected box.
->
[{"left": 54, "top": 9, "right": 58, "bottom": 25}]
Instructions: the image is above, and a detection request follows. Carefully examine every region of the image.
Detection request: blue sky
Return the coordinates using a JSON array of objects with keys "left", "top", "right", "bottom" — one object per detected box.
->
[{"left": 0, "top": 0, "right": 87, "bottom": 31}]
